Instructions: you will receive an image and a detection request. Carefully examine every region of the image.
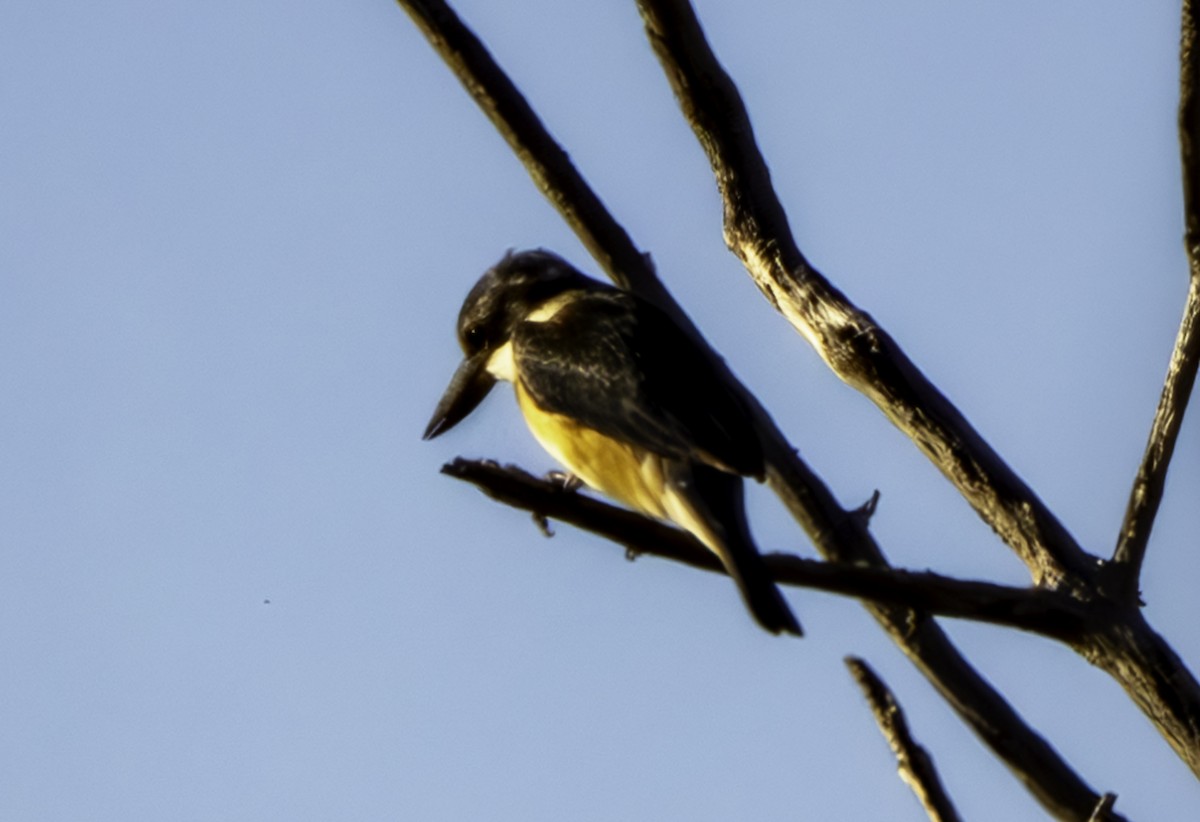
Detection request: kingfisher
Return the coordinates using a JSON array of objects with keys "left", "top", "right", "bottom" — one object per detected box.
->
[{"left": 423, "top": 250, "right": 801, "bottom": 636}]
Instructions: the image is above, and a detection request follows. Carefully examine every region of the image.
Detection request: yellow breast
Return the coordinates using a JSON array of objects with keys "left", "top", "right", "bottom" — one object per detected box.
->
[{"left": 514, "top": 381, "right": 669, "bottom": 520}]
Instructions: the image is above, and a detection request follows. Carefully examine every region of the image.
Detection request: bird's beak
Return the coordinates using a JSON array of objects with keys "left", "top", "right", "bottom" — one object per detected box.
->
[{"left": 423, "top": 350, "right": 497, "bottom": 440}]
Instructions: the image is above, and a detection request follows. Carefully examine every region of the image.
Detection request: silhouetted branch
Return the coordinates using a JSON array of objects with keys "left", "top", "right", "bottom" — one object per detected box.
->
[
  {"left": 448, "top": 455, "right": 1197, "bottom": 792},
  {"left": 846, "top": 657, "right": 963, "bottom": 822},
  {"left": 395, "top": 0, "right": 657, "bottom": 297},
  {"left": 1111, "top": 0, "right": 1200, "bottom": 601},
  {"left": 439, "top": 457, "right": 1121, "bottom": 819},
  {"left": 443, "top": 459, "right": 1092, "bottom": 640}
]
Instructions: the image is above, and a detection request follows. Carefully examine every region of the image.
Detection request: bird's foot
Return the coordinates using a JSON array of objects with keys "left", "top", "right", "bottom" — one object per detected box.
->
[{"left": 546, "top": 470, "right": 583, "bottom": 492}]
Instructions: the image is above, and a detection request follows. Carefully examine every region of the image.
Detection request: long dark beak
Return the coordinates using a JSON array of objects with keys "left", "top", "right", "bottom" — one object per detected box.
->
[{"left": 423, "top": 350, "right": 497, "bottom": 440}]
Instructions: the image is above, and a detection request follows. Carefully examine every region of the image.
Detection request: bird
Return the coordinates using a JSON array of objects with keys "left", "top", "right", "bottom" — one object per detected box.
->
[{"left": 423, "top": 249, "right": 801, "bottom": 636}]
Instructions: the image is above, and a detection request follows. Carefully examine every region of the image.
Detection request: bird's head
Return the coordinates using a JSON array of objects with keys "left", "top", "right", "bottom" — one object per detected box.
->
[{"left": 423, "top": 249, "right": 591, "bottom": 440}]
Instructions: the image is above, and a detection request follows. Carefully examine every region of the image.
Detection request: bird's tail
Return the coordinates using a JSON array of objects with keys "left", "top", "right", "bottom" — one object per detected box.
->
[
  {"left": 666, "top": 463, "right": 802, "bottom": 637},
  {"left": 729, "top": 550, "right": 803, "bottom": 637}
]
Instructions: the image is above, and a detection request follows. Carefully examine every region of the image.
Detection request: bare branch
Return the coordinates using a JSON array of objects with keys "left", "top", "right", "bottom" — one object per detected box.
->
[
  {"left": 396, "top": 0, "right": 658, "bottom": 297},
  {"left": 449, "top": 459, "right": 1200, "bottom": 793},
  {"left": 1181, "top": 0, "right": 1200, "bottom": 241},
  {"left": 846, "top": 657, "right": 962, "bottom": 822},
  {"left": 1111, "top": 0, "right": 1200, "bottom": 599},
  {"left": 441, "top": 453, "right": 1121, "bottom": 817},
  {"left": 1113, "top": 270, "right": 1200, "bottom": 597},
  {"left": 399, "top": 1, "right": 1149, "bottom": 813},
  {"left": 634, "top": 0, "right": 1097, "bottom": 590},
  {"left": 443, "top": 459, "right": 1092, "bottom": 639},
  {"left": 635, "top": 0, "right": 1200, "bottom": 783}
]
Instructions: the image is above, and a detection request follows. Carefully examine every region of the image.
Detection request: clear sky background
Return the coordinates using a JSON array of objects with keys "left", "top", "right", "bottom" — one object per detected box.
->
[{"left": 2, "top": 1, "right": 1196, "bottom": 820}]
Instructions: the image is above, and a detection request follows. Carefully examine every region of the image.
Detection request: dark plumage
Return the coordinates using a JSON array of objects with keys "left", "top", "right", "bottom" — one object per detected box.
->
[
  {"left": 425, "top": 249, "right": 800, "bottom": 636},
  {"left": 514, "top": 291, "right": 765, "bottom": 479}
]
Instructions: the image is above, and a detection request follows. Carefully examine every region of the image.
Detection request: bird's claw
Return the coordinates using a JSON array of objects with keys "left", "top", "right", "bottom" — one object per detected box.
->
[{"left": 546, "top": 470, "right": 583, "bottom": 492}]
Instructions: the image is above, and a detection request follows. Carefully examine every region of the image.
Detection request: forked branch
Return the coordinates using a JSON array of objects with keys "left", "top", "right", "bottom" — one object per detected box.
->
[
  {"left": 635, "top": 0, "right": 1200, "bottom": 780},
  {"left": 442, "top": 457, "right": 1125, "bottom": 820},
  {"left": 399, "top": 0, "right": 1167, "bottom": 814},
  {"left": 635, "top": 0, "right": 1097, "bottom": 589}
]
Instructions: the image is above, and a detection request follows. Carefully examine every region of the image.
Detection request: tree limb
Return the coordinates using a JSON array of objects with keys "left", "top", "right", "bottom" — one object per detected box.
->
[
  {"left": 451, "top": 460, "right": 1197, "bottom": 807},
  {"left": 439, "top": 457, "right": 1124, "bottom": 819},
  {"left": 398, "top": 0, "right": 1146, "bottom": 814},
  {"left": 396, "top": 0, "right": 666, "bottom": 303},
  {"left": 635, "top": 0, "right": 1096, "bottom": 589},
  {"left": 443, "top": 459, "right": 1093, "bottom": 640},
  {"left": 846, "top": 657, "right": 963, "bottom": 822},
  {"left": 1111, "top": 0, "right": 1200, "bottom": 601},
  {"left": 635, "top": 0, "right": 1200, "bottom": 782}
]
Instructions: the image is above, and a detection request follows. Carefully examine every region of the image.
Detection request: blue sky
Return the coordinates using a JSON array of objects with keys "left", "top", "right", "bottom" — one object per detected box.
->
[{"left": 2, "top": 1, "right": 1195, "bottom": 819}]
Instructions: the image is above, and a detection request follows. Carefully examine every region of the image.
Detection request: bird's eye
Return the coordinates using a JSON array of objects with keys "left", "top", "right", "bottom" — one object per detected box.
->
[{"left": 464, "top": 325, "right": 486, "bottom": 351}]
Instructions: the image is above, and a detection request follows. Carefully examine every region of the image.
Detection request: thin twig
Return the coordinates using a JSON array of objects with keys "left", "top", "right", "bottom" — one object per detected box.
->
[
  {"left": 1112, "top": 270, "right": 1200, "bottom": 597},
  {"left": 1111, "top": 0, "right": 1200, "bottom": 600},
  {"left": 846, "top": 657, "right": 962, "bottom": 822}
]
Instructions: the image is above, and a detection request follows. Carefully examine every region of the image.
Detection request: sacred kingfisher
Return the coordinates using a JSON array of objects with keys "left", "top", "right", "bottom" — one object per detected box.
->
[{"left": 424, "top": 250, "right": 801, "bottom": 636}]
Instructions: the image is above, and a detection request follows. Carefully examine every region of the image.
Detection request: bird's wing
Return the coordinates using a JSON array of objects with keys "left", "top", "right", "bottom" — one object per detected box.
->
[{"left": 513, "top": 291, "right": 764, "bottom": 478}]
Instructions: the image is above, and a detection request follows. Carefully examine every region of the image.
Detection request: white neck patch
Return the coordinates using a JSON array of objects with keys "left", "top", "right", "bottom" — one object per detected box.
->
[{"left": 485, "top": 340, "right": 518, "bottom": 382}]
